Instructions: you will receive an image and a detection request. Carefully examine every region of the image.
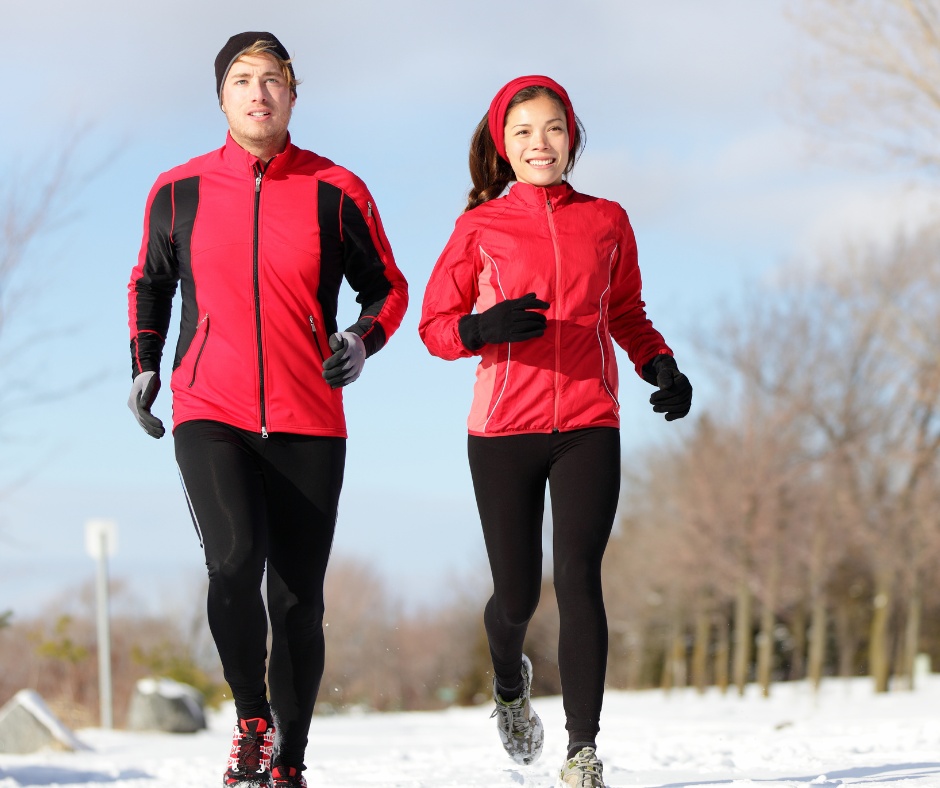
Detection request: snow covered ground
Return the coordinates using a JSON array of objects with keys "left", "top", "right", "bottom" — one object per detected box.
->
[{"left": 2, "top": 676, "right": 940, "bottom": 787}]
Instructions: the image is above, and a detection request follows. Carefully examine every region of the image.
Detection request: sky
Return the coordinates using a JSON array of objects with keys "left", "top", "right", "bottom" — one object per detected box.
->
[
  {"left": 2, "top": 0, "right": 939, "bottom": 619},
  {"left": 3, "top": 675, "right": 940, "bottom": 786}
]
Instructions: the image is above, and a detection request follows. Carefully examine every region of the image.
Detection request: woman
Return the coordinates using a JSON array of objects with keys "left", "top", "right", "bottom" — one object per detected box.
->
[{"left": 419, "top": 75, "right": 692, "bottom": 788}]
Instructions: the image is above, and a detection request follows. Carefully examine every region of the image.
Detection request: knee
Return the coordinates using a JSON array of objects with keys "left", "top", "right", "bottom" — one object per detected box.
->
[
  {"left": 553, "top": 558, "right": 603, "bottom": 603},
  {"left": 276, "top": 599, "right": 325, "bottom": 641},
  {"left": 491, "top": 590, "right": 540, "bottom": 628},
  {"left": 206, "top": 551, "right": 265, "bottom": 592}
]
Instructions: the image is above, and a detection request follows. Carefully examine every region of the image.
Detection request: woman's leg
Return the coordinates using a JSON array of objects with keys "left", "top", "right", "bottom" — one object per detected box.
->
[
  {"left": 548, "top": 428, "right": 620, "bottom": 750},
  {"left": 468, "top": 433, "right": 549, "bottom": 693}
]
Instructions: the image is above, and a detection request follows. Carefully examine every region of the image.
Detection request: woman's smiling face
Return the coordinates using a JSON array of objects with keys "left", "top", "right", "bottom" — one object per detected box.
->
[{"left": 503, "top": 95, "right": 570, "bottom": 187}]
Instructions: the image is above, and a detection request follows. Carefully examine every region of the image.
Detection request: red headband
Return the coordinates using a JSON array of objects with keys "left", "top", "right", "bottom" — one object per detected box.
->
[{"left": 487, "top": 75, "right": 576, "bottom": 161}]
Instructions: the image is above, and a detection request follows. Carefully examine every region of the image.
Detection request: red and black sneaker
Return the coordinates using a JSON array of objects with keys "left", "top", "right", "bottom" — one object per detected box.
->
[
  {"left": 271, "top": 765, "right": 307, "bottom": 788},
  {"left": 223, "top": 717, "right": 275, "bottom": 788}
]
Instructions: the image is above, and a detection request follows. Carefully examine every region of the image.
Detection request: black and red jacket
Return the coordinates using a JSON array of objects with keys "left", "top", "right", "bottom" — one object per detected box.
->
[{"left": 128, "top": 133, "right": 408, "bottom": 437}]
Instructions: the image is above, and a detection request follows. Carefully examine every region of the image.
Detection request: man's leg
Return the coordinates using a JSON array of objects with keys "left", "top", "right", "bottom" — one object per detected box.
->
[
  {"left": 261, "top": 433, "right": 346, "bottom": 771},
  {"left": 175, "top": 420, "right": 271, "bottom": 719}
]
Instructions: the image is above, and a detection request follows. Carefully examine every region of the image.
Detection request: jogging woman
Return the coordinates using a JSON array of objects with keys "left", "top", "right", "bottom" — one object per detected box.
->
[{"left": 418, "top": 75, "right": 692, "bottom": 788}]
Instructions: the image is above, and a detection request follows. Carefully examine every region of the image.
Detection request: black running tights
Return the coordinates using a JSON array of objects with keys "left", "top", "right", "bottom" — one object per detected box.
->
[
  {"left": 468, "top": 427, "right": 620, "bottom": 746},
  {"left": 175, "top": 420, "right": 345, "bottom": 769}
]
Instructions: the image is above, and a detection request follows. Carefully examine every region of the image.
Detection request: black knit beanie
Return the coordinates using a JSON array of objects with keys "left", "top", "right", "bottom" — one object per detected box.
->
[{"left": 214, "top": 32, "right": 295, "bottom": 102}]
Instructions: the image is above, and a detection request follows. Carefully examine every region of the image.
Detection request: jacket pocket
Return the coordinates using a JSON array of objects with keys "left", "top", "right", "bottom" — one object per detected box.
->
[
  {"left": 188, "top": 313, "right": 210, "bottom": 388},
  {"left": 309, "top": 315, "right": 328, "bottom": 364}
]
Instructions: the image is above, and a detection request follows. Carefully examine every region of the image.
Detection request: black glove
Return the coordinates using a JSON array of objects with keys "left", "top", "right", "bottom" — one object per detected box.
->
[
  {"left": 458, "top": 293, "right": 550, "bottom": 351},
  {"left": 642, "top": 354, "right": 692, "bottom": 422},
  {"left": 322, "top": 331, "right": 366, "bottom": 389},
  {"left": 128, "top": 370, "right": 165, "bottom": 438}
]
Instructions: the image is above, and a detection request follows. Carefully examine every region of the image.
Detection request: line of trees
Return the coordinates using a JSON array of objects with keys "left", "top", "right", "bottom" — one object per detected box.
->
[{"left": 596, "top": 222, "right": 940, "bottom": 697}]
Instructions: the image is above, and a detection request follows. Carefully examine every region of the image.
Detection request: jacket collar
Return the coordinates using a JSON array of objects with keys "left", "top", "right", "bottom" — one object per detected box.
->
[
  {"left": 506, "top": 180, "right": 574, "bottom": 211},
  {"left": 221, "top": 131, "right": 296, "bottom": 175}
]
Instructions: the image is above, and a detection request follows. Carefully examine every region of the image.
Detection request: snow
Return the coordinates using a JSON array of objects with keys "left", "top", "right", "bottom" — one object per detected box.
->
[{"left": 2, "top": 677, "right": 940, "bottom": 787}]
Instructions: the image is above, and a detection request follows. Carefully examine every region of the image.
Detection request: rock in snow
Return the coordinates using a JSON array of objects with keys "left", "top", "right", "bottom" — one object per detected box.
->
[
  {"left": 127, "top": 678, "right": 206, "bottom": 734},
  {"left": 0, "top": 689, "right": 89, "bottom": 754}
]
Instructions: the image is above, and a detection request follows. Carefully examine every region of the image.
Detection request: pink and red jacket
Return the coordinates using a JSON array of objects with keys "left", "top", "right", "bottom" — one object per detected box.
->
[
  {"left": 419, "top": 181, "right": 669, "bottom": 437},
  {"left": 128, "top": 133, "right": 408, "bottom": 437}
]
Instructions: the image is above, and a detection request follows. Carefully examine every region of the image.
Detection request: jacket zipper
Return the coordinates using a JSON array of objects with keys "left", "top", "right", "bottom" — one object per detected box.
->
[
  {"left": 366, "top": 201, "right": 388, "bottom": 255},
  {"left": 544, "top": 192, "right": 562, "bottom": 432},
  {"left": 187, "top": 313, "right": 210, "bottom": 388},
  {"left": 309, "top": 315, "right": 327, "bottom": 363},
  {"left": 253, "top": 164, "right": 268, "bottom": 438}
]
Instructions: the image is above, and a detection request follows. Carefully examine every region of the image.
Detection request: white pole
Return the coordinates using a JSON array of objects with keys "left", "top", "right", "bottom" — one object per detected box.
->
[
  {"left": 85, "top": 519, "right": 116, "bottom": 730},
  {"left": 96, "top": 533, "right": 113, "bottom": 729}
]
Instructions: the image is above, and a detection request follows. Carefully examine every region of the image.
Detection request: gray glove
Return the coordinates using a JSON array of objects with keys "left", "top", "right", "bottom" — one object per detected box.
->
[
  {"left": 322, "top": 331, "right": 366, "bottom": 388},
  {"left": 128, "top": 371, "right": 165, "bottom": 438}
]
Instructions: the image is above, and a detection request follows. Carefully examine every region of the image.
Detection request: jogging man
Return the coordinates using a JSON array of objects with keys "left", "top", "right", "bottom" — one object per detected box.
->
[{"left": 126, "top": 31, "right": 408, "bottom": 788}]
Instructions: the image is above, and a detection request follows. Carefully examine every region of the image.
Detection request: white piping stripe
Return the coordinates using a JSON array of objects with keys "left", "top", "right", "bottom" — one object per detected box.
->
[
  {"left": 596, "top": 245, "right": 619, "bottom": 410},
  {"left": 177, "top": 465, "right": 204, "bottom": 548},
  {"left": 480, "top": 245, "right": 511, "bottom": 433}
]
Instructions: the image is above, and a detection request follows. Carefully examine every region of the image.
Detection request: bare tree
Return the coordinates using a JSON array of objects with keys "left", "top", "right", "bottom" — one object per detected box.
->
[
  {"left": 0, "top": 132, "right": 97, "bottom": 435},
  {"left": 789, "top": 0, "right": 940, "bottom": 173}
]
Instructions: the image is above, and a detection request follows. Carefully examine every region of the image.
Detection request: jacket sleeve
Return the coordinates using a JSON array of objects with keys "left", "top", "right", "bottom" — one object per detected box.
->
[
  {"left": 127, "top": 180, "right": 180, "bottom": 378},
  {"left": 608, "top": 209, "right": 672, "bottom": 376},
  {"left": 418, "top": 219, "right": 479, "bottom": 361},
  {"left": 336, "top": 181, "right": 408, "bottom": 358}
]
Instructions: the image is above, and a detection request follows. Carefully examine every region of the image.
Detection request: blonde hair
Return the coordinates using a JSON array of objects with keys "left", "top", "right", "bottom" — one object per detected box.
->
[{"left": 235, "top": 40, "right": 301, "bottom": 95}]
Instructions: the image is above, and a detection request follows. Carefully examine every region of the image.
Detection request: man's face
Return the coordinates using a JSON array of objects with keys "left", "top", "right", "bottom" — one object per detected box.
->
[{"left": 220, "top": 53, "right": 295, "bottom": 158}]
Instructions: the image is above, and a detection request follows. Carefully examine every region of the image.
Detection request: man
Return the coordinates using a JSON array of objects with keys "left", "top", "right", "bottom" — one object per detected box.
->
[{"left": 126, "top": 32, "right": 408, "bottom": 788}]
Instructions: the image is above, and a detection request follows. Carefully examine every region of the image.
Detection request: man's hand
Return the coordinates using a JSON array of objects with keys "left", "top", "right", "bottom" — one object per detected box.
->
[
  {"left": 128, "top": 370, "right": 165, "bottom": 438},
  {"left": 322, "top": 331, "right": 366, "bottom": 388},
  {"left": 458, "top": 292, "right": 550, "bottom": 351},
  {"left": 643, "top": 354, "right": 693, "bottom": 422}
]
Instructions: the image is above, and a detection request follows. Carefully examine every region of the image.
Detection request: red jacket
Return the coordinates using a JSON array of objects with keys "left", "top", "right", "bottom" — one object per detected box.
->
[
  {"left": 128, "top": 133, "right": 408, "bottom": 437},
  {"left": 419, "top": 182, "right": 669, "bottom": 437}
]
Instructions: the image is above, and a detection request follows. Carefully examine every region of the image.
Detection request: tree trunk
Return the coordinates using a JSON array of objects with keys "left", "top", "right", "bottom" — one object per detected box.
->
[
  {"left": 733, "top": 580, "right": 752, "bottom": 696},
  {"left": 756, "top": 549, "right": 780, "bottom": 698},
  {"left": 756, "top": 602, "right": 775, "bottom": 698},
  {"left": 715, "top": 611, "right": 730, "bottom": 694},
  {"left": 869, "top": 573, "right": 893, "bottom": 693},
  {"left": 692, "top": 607, "right": 711, "bottom": 694},
  {"left": 807, "top": 596, "right": 827, "bottom": 691},
  {"left": 902, "top": 578, "right": 922, "bottom": 691},
  {"left": 661, "top": 618, "right": 687, "bottom": 693},
  {"left": 788, "top": 604, "right": 806, "bottom": 681}
]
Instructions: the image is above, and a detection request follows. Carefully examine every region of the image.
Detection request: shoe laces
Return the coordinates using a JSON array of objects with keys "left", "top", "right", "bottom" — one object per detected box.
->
[
  {"left": 490, "top": 693, "right": 532, "bottom": 736},
  {"left": 228, "top": 718, "right": 274, "bottom": 775},
  {"left": 562, "top": 747, "right": 604, "bottom": 788}
]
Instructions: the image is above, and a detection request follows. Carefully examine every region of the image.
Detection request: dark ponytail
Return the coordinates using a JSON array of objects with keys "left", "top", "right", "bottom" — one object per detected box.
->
[
  {"left": 464, "top": 86, "right": 585, "bottom": 213},
  {"left": 466, "top": 114, "right": 515, "bottom": 212}
]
